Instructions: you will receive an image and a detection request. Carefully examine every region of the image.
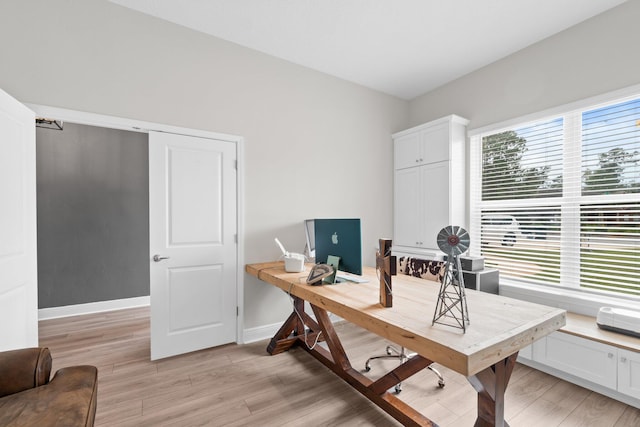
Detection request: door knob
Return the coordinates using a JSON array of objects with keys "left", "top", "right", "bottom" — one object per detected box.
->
[{"left": 153, "top": 254, "right": 170, "bottom": 262}]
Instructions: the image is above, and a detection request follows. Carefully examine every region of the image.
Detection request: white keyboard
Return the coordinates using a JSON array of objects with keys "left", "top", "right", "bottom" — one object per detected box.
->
[{"left": 336, "top": 273, "right": 369, "bottom": 283}]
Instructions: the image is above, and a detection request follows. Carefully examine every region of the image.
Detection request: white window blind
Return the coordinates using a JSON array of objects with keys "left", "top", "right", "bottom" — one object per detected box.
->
[{"left": 470, "top": 96, "right": 640, "bottom": 298}]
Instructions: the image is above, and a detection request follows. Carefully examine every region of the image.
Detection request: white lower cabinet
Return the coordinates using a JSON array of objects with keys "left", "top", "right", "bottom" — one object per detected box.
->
[
  {"left": 518, "top": 343, "right": 533, "bottom": 360},
  {"left": 533, "top": 332, "right": 617, "bottom": 389},
  {"left": 619, "top": 348, "right": 640, "bottom": 400},
  {"left": 518, "top": 331, "right": 640, "bottom": 407}
]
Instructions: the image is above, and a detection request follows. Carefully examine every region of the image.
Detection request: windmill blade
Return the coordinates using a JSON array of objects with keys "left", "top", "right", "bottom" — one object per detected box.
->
[{"left": 437, "top": 225, "right": 470, "bottom": 256}]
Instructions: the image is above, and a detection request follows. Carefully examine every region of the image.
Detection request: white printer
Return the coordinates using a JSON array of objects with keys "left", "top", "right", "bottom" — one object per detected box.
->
[{"left": 596, "top": 307, "right": 640, "bottom": 338}]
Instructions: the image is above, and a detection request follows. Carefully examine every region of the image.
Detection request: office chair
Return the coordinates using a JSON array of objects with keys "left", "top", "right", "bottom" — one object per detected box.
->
[{"left": 364, "top": 256, "right": 446, "bottom": 393}]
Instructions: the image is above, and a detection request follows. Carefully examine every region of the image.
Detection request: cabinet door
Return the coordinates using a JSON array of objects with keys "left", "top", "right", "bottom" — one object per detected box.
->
[
  {"left": 394, "top": 132, "right": 422, "bottom": 170},
  {"left": 420, "top": 161, "right": 450, "bottom": 250},
  {"left": 394, "top": 123, "right": 450, "bottom": 170},
  {"left": 422, "top": 123, "right": 449, "bottom": 164},
  {"left": 618, "top": 348, "right": 640, "bottom": 400},
  {"left": 394, "top": 167, "right": 423, "bottom": 247},
  {"left": 534, "top": 332, "right": 617, "bottom": 389}
]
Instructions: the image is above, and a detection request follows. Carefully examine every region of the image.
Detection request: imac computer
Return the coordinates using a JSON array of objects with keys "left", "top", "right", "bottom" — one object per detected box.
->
[
  {"left": 303, "top": 219, "right": 315, "bottom": 260},
  {"left": 314, "top": 218, "right": 363, "bottom": 277}
]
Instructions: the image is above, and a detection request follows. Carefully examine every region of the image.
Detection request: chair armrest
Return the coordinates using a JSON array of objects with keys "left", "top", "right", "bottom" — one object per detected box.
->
[
  {"left": 0, "top": 365, "right": 98, "bottom": 427},
  {"left": 0, "top": 347, "right": 52, "bottom": 397}
]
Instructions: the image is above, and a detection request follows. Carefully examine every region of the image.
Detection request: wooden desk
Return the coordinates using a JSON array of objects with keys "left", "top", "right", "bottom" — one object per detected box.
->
[{"left": 246, "top": 262, "right": 566, "bottom": 427}]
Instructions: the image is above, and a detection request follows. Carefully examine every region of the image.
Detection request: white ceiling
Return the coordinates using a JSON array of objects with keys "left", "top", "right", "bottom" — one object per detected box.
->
[{"left": 110, "top": 0, "right": 626, "bottom": 100}]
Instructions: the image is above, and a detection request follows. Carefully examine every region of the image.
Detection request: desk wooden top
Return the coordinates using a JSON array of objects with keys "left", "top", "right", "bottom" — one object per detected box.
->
[{"left": 247, "top": 262, "right": 566, "bottom": 377}]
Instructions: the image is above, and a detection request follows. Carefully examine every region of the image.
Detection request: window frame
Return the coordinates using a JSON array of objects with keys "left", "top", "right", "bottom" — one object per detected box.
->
[{"left": 468, "top": 84, "right": 640, "bottom": 315}]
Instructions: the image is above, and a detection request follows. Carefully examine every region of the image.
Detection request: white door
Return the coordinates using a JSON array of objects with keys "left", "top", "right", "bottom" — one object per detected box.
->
[
  {"left": 0, "top": 89, "right": 37, "bottom": 351},
  {"left": 149, "top": 131, "right": 237, "bottom": 360}
]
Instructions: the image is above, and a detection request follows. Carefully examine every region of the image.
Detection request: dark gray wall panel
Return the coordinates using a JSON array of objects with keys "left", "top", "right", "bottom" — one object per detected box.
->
[{"left": 36, "top": 123, "right": 149, "bottom": 308}]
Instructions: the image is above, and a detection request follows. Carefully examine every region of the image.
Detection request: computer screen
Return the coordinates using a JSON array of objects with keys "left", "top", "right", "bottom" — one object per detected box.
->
[
  {"left": 314, "top": 218, "right": 362, "bottom": 276},
  {"left": 303, "top": 219, "right": 315, "bottom": 259}
]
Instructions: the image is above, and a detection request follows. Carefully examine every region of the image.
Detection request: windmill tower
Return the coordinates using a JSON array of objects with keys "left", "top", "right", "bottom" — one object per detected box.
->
[{"left": 432, "top": 225, "right": 471, "bottom": 332}]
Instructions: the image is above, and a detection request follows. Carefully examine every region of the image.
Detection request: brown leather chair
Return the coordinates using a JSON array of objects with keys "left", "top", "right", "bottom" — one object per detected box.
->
[{"left": 0, "top": 347, "right": 97, "bottom": 426}]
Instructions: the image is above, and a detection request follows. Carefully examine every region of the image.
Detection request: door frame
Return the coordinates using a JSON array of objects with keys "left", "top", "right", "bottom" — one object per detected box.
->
[{"left": 27, "top": 103, "right": 246, "bottom": 344}]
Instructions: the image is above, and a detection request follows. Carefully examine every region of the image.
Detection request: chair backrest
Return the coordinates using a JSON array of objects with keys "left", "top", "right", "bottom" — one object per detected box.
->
[
  {"left": 397, "top": 257, "right": 446, "bottom": 283},
  {"left": 0, "top": 347, "right": 52, "bottom": 398}
]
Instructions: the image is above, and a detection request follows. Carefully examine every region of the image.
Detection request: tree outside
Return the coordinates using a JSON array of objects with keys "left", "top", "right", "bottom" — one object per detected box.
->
[{"left": 479, "top": 107, "right": 640, "bottom": 296}]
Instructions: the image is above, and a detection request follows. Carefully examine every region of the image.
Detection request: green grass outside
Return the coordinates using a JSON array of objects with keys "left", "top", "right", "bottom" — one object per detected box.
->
[{"left": 482, "top": 245, "right": 639, "bottom": 297}]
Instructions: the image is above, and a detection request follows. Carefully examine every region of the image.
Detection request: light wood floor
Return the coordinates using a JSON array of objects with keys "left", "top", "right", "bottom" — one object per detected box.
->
[{"left": 39, "top": 307, "right": 640, "bottom": 426}]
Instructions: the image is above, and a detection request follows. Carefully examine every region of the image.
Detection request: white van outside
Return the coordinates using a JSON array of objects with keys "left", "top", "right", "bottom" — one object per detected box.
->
[{"left": 482, "top": 215, "right": 521, "bottom": 247}]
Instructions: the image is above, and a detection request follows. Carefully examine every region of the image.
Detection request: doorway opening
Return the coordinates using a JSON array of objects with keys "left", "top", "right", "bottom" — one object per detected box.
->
[
  {"left": 36, "top": 122, "right": 150, "bottom": 310},
  {"left": 31, "top": 104, "right": 245, "bottom": 356}
]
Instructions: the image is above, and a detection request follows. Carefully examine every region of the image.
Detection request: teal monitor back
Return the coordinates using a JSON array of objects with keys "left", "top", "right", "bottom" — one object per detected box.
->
[{"left": 314, "top": 218, "right": 362, "bottom": 275}]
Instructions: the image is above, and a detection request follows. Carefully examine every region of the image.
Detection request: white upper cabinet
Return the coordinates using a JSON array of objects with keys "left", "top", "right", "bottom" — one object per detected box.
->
[
  {"left": 393, "top": 115, "right": 469, "bottom": 256},
  {"left": 394, "top": 121, "right": 450, "bottom": 169}
]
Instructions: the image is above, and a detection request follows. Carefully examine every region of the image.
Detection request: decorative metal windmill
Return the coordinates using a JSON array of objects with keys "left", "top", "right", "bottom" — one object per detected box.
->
[{"left": 432, "top": 225, "right": 470, "bottom": 332}]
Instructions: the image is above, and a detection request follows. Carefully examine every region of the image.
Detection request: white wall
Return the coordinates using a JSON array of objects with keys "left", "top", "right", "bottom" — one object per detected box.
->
[
  {"left": 0, "top": 0, "right": 408, "bottom": 330},
  {"left": 409, "top": 0, "right": 640, "bottom": 232},
  {"left": 409, "top": 0, "right": 640, "bottom": 130},
  {"left": 2, "top": 0, "right": 638, "bottom": 335}
]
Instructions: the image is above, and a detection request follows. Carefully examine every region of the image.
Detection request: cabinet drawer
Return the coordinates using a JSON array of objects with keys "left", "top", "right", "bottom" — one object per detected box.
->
[{"left": 534, "top": 332, "right": 617, "bottom": 389}]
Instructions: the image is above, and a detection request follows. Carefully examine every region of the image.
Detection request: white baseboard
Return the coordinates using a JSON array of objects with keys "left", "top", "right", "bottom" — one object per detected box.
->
[
  {"left": 38, "top": 296, "right": 150, "bottom": 320},
  {"left": 242, "top": 322, "right": 282, "bottom": 344},
  {"left": 241, "top": 313, "right": 344, "bottom": 345},
  {"left": 39, "top": 297, "right": 343, "bottom": 349}
]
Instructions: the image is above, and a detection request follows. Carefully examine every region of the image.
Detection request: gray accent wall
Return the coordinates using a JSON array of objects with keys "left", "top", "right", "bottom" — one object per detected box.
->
[{"left": 36, "top": 123, "right": 149, "bottom": 308}]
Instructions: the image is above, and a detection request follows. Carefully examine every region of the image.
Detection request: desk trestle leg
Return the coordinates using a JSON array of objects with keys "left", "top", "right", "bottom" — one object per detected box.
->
[
  {"left": 267, "top": 296, "right": 439, "bottom": 427},
  {"left": 467, "top": 353, "right": 517, "bottom": 427},
  {"left": 267, "top": 298, "right": 324, "bottom": 355}
]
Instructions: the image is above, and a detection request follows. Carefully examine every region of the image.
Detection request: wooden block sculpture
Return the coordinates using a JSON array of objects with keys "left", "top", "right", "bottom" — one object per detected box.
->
[
  {"left": 376, "top": 238, "right": 396, "bottom": 307},
  {"left": 432, "top": 226, "right": 471, "bottom": 332}
]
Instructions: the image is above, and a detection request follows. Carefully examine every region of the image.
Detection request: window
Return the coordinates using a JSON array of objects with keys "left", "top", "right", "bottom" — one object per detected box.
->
[{"left": 470, "top": 96, "right": 640, "bottom": 298}]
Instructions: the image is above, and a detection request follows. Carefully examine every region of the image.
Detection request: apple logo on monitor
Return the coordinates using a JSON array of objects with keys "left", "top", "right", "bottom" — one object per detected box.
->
[{"left": 331, "top": 232, "right": 339, "bottom": 244}]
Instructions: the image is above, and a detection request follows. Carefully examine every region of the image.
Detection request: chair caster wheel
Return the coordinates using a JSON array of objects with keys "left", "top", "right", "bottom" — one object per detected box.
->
[
  {"left": 394, "top": 385, "right": 402, "bottom": 394},
  {"left": 438, "top": 381, "right": 445, "bottom": 388},
  {"left": 364, "top": 364, "right": 371, "bottom": 372}
]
